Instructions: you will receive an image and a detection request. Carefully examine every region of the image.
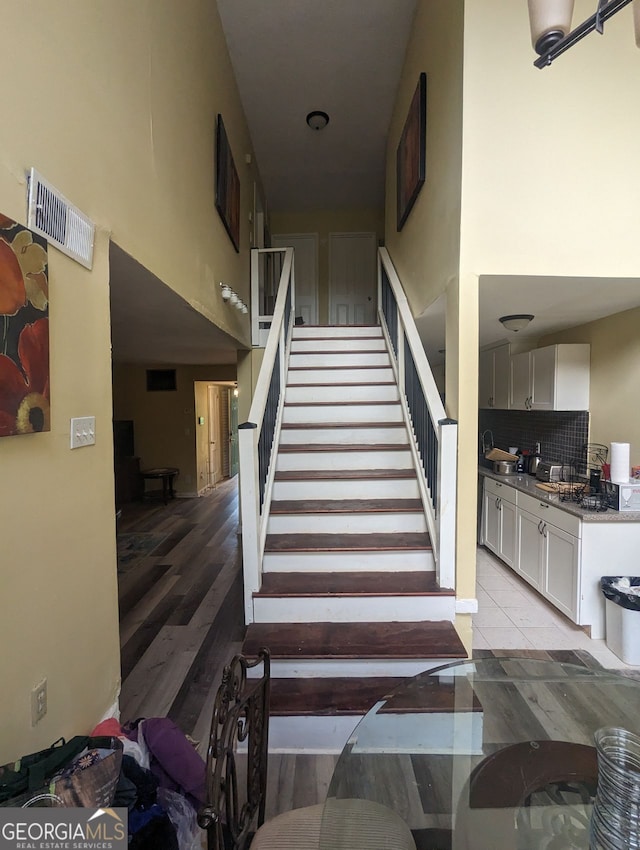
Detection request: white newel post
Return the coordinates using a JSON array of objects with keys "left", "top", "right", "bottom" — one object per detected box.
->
[
  {"left": 238, "top": 422, "right": 260, "bottom": 624},
  {"left": 437, "top": 418, "right": 458, "bottom": 591}
]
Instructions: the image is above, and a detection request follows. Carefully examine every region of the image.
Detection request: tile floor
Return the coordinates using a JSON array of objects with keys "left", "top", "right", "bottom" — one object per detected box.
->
[{"left": 473, "top": 545, "right": 639, "bottom": 670}]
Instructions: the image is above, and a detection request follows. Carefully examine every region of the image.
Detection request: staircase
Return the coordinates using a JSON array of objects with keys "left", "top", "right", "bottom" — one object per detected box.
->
[{"left": 240, "top": 318, "right": 466, "bottom": 752}]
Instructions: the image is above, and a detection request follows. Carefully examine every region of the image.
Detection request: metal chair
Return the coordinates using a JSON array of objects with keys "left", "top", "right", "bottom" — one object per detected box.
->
[
  {"left": 198, "top": 649, "right": 271, "bottom": 850},
  {"left": 198, "top": 648, "right": 417, "bottom": 850}
]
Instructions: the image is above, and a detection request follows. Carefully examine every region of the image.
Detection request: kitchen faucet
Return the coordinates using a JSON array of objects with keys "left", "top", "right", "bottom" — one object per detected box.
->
[{"left": 481, "top": 429, "right": 494, "bottom": 455}]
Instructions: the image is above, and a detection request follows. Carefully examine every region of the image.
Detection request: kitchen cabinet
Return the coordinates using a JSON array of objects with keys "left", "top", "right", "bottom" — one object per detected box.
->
[
  {"left": 510, "top": 344, "right": 590, "bottom": 411},
  {"left": 479, "top": 343, "right": 510, "bottom": 409},
  {"left": 483, "top": 477, "right": 517, "bottom": 568},
  {"left": 481, "top": 473, "right": 640, "bottom": 639},
  {"left": 516, "top": 491, "right": 580, "bottom": 619}
]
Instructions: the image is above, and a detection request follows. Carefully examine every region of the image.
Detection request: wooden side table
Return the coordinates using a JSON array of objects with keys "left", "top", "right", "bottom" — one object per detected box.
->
[{"left": 141, "top": 467, "right": 179, "bottom": 504}]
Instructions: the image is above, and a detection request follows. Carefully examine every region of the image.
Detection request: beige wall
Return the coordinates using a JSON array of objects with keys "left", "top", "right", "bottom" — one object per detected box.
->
[
  {"left": 271, "top": 208, "right": 384, "bottom": 324},
  {"left": 384, "top": 0, "right": 464, "bottom": 314},
  {"left": 0, "top": 0, "right": 256, "bottom": 761},
  {"left": 461, "top": 0, "right": 640, "bottom": 278},
  {"left": 383, "top": 0, "right": 474, "bottom": 615},
  {"left": 458, "top": 0, "right": 640, "bottom": 601},
  {"left": 540, "top": 307, "right": 640, "bottom": 469}
]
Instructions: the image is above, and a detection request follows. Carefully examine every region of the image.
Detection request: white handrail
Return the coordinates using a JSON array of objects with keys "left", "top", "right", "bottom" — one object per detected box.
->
[
  {"left": 378, "top": 247, "right": 457, "bottom": 591},
  {"left": 240, "top": 247, "right": 295, "bottom": 623}
]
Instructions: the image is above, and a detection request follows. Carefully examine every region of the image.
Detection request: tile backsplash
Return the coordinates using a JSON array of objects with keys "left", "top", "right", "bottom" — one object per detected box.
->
[{"left": 479, "top": 410, "right": 589, "bottom": 466}]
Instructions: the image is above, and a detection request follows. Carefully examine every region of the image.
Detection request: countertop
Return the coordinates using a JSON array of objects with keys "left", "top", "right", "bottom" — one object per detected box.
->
[{"left": 479, "top": 467, "right": 640, "bottom": 523}]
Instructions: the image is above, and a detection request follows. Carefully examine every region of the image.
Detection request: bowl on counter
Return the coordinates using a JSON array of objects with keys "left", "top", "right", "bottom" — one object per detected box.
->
[{"left": 493, "top": 460, "right": 517, "bottom": 475}]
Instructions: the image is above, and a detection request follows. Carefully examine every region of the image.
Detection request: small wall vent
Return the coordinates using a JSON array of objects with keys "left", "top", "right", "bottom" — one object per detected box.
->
[{"left": 27, "top": 168, "right": 95, "bottom": 269}]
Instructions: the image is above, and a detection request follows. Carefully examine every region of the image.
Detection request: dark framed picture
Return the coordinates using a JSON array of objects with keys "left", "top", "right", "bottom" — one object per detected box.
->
[
  {"left": 396, "top": 72, "right": 427, "bottom": 231},
  {"left": 215, "top": 114, "right": 240, "bottom": 252}
]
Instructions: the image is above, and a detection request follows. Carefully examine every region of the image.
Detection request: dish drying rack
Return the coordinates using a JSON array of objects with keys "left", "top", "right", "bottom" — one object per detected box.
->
[{"left": 560, "top": 443, "right": 612, "bottom": 511}]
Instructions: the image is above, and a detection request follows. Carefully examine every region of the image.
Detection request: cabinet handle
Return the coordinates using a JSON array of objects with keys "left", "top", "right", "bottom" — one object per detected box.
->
[
  {"left": 542, "top": 522, "right": 547, "bottom": 537},
  {"left": 538, "top": 502, "right": 549, "bottom": 509},
  {"left": 538, "top": 520, "right": 543, "bottom": 533},
  {"left": 495, "top": 497, "right": 501, "bottom": 509}
]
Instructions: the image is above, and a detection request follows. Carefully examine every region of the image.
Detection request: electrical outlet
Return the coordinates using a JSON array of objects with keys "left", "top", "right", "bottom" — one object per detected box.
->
[
  {"left": 70, "top": 416, "right": 96, "bottom": 449},
  {"left": 31, "top": 678, "right": 47, "bottom": 725}
]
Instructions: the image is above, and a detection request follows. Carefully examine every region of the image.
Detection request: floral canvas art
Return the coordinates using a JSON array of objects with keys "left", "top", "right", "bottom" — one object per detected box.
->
[{"left": 0, "top": 213, "right": 49, "bottom": 437}]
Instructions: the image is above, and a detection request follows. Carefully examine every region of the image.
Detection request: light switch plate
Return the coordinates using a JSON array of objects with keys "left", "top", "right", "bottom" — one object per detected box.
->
[{"left": 70, "top": 416, "right": 96, "bottom": 449}]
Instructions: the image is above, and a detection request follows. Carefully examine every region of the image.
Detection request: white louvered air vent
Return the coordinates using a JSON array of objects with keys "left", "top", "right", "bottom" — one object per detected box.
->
[{"left": 27, "top": 168, "right": 95, "bottom": 269}]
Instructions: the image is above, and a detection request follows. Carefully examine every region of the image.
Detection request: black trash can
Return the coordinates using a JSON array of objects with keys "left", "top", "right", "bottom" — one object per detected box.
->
[{"left": 601, "top": 576, "right": 640, "bottom": 664}]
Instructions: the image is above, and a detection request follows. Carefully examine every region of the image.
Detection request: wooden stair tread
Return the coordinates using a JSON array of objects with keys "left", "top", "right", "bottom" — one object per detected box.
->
[
  {"left": 264, "top": 531, "right": 431, "bottom": 552},
  {"left": 288, "top": 365, "right": 390, "bottom": 371},
  {"left": 269, "top": 498, "right": 423, "bottom": 514},
  {"left": 289, "top": 382, "right": 396, "bottom": 388},
  {"left": 274, "top": 469, "right": 416, "bottom": 481},
  {"left": 243, "top": 621, "right": 467, "bottom": 660},
  {"left": 269, "top": 676, "right": 481, "bottom": 716},
  {"left": 280, "top": 421, "right": 405, "bottom": 429},
  {"left": 284, "top": 399, "right": 398, "bottom": 407},
  {"left": 278, "top": 443, "right": 409, "bottom": 453},
  {"left": 291, "top": 348, "right": 386, "bottom": 355},
  {"left": 256, "top": 571, "right": 449, "bottom": 597}
]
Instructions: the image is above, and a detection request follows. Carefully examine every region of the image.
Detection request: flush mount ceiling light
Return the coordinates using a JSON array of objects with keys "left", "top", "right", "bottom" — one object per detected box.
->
[
  {"left": 529, "top": 0, "right": 639, "bottom": 68},
  {"left": 306, "top": 110, "right": 329, "bottom": 131},
  {"left": 499, "top": 314, "right": 535, "bottom": 332}
]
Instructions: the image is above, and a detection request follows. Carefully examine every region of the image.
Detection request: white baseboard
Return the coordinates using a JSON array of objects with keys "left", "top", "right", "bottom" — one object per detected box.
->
[{"left": 455, "top": 598, "right": 479, "bottom": 614}]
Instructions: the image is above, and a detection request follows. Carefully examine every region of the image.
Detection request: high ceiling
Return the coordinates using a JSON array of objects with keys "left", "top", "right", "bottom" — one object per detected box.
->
[
  {"left": 108, "top": 3, "right": 640, "bottom": 366},
  {"left": 217, "top": 0, "right": 418, "bottom": 211}
]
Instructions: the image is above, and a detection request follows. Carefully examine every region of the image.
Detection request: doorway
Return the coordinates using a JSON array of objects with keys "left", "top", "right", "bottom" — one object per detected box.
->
[
  {"left": 271, "top": 233, "right": 319, "bottom": 325},
  {"left": 328, "top": 232, "right": 377, "bottom": 325}
]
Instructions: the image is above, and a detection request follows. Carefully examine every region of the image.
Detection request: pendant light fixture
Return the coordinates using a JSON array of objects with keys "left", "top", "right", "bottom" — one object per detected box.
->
[{"left": 529, "top": 0, "right": 638, "bottom": 68}]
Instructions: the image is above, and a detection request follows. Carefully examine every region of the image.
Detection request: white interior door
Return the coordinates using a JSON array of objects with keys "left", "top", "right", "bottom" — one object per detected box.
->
[
  {"left": 272, "top": 233, "right": 318, "bottom": 325},
  {"left": 329, "top": 232, "right": 377, "bottom": 325},
  {"left": 207, "top": 385, "right": 222, "bottom": 488}
]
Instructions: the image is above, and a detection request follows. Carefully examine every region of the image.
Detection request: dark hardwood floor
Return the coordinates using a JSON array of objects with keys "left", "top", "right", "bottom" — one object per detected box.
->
[
  {"left": 116, "top": 481, "right": 617, "bottom": 820},
  {"left": 116, "top": 477, "right": 337, "bottom": 817}
]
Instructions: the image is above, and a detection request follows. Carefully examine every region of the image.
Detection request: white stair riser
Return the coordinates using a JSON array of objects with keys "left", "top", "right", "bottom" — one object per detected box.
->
[
  {"left": 267, "top": 715, "right": 359, "bottom": 755},
  {"left": 291, "top": 338, "right": 387, "bottom": 353},
  {"left": 263, "top": 549, "right": 432, "bottom": 572},
  {"left": 253, "top": 595, "right": 454, "bottom": 623},
  {"left": 292, "top": 327, "right": 381, "bottom": 339},
  {"left": 287, "top": 368, "right": 394, "bottom": 385},
  {"left": 282, "top": 404, "right": 403, "bottom": 424},
  {"left": 280, "top": 426, "right": 409, "bottom": 445},
  {"left": 267, "top": 710, "right": 483, "bottom": 755},
  {"left": 276, "top": 450, "right": 413, "bottom": 472},
  {"left": 271, "top": 478, "right": 420, "bottom": 500},
  {"left": 248, "top": 658, "right": 456, "bottom": 679},
  {"left": 289, "top": 353, "right": 390, "bottom": 368},
  {"left": 266, "top": 512, "right": 427, "bottom": 535},
  {"left": 285, "top": 384, "right": 398, "bottom": 403}
]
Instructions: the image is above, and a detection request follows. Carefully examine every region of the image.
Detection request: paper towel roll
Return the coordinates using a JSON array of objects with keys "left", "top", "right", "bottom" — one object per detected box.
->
[{"left": 611, "top": 442, "right": 631, "bottom": 484}]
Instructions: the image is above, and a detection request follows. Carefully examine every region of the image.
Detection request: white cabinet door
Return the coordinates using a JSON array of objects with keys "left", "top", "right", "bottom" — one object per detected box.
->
[
  {"left": 500, "top": 498, "right": 518, "bottom": 569},
  {"left": 479, "top": 344, "right": 510, "bottom": 409},
  {"left": 493, "top": 344, "right": 511, "bottom": 409},
  {"left": 516, "top": 508, "right": 543, "bottom": 590},
  {"left": 543, "top": 523, "right": 579, "bottom": 620},
  {"left": 530, "top": 346, "right": 556, "bottom": 411},
  {"left": 479, "top": 349, "right": 494, "bottom": 409},
  {"left": 483, "top": 490, "right": 501, "bottom": 555},
  {"left": 510, "top": 351, "right": 531, "bottom": 410}
]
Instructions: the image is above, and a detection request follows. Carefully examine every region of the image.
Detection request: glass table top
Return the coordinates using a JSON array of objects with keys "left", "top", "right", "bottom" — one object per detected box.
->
[{"left": 320, "top": 658, "right": 640, "bottom": 850}]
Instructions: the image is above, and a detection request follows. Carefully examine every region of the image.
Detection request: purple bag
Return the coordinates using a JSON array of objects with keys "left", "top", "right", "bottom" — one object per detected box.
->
[{"left": 124, "top": 718, "right": 205, "bottom": 809}]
